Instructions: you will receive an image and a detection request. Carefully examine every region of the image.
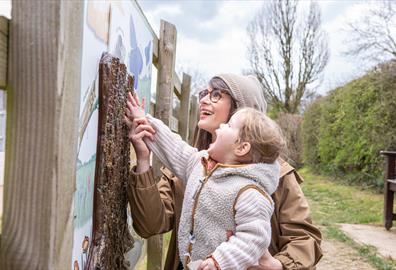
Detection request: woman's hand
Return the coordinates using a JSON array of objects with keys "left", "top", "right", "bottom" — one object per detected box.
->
[
  {"left": 197, "top": 258, "right": 218, "bottom": 270},
  {"left": 247, "top": 249, "right": 283, "bottom": 270}
]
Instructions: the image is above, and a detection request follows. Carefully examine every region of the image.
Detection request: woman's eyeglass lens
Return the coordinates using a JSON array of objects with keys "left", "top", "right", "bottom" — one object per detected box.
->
[{"left": 198, "top": 89, "right": 227, "bottom": 103}]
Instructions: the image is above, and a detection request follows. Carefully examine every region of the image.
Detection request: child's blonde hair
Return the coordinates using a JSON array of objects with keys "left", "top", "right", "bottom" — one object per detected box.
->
[{"left": 235, "top": 108, "right": 286, "bottom": 163}]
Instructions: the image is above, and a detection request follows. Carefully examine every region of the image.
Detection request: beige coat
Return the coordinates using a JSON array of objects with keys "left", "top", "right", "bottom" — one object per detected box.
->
[{"left": 127, "top": 159, "right": 322, "bottom": 270}]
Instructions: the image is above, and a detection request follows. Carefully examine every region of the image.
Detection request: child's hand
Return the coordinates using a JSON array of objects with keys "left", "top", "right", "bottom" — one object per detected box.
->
[
  {"left": 197, "top": 258, "right": 218, "bottom": 270},
  {"left": 125, "top": 91, "right": 145, "bottom": 120},
  {"left": 123, "top": 91, "right": 155, "bottom": 172}
]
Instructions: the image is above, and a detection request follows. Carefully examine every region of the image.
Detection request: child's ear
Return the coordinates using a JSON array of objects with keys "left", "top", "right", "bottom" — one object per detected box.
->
[{"left": 235, "top": 142, "right": 251, "bottom": 157}]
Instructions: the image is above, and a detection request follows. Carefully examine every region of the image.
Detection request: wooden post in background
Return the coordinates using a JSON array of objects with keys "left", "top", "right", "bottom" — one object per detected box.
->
[
  {"left": 148, "top": 19, "right": 177, "bottom": 270},
  {"left": 0, "top": 1, "right": 83, "bottom": 269},
  {"left": 179, "top": 73, "right": 191, "bottom": 140},
  {"left": 188, "top": 95, "right": 198, "bottom": 144},
  {"left": 0, "top": 16, "right": 8, "bottom": 89}
]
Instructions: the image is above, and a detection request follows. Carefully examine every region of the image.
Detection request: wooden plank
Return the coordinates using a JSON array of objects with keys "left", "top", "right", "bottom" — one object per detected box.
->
[
  {"left": 0, "top": 2, "right": 83, "bottom": 269},
  {"left": 188, "top": 95, "right": 198, "bottom": 144},
  {"left": 153, "top": 20, "right": 176, "bottom": 127},
  {"left": 148, "top": 19, "right": 177, "bottom": 270},
  {"left": 0, "top": 16, "right": 9, "bottom": 89},
  {"left": 152, "top": 35, "right": 159, "bottom": 65},
  {"left": 173, "top": 71, "right": 181, "bottom": 99},
  {"left": 179, "top": 73, "right": 191, "bottom": 140},
  {"left": 169, "top": 115, "right": 179, "bottom": 132}
]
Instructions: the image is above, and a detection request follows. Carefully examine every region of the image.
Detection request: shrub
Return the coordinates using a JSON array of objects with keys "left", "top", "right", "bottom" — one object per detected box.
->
[
  {"left": 301, "top": 97, "right": 324, "bottom": 170},
  {"left": 302, "top": 61, "right": 396, "bottom": 189}
]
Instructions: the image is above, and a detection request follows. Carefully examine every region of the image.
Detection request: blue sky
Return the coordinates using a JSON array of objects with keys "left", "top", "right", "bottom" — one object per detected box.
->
[{"left": 0, "top": 1, "right": 382, "bottom": 95}]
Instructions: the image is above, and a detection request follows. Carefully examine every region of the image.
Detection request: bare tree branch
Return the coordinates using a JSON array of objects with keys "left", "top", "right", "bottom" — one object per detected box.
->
[
  {"left": 247, "top": 0, "right": 328, "bottom": 114},
  {"left": 345, "top": 0, "right": 396, "bottom": 63}
]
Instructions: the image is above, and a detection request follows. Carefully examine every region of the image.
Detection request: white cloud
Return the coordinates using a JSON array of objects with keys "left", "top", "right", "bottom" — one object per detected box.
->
[
  {"left": 319, "top": 1, "right": 376, "bottom": 93},
  {"left": 0, "top": 0, "right": 11, "bottom": 18},
  {"left": 141, "top": 1, "right": 264, "bottom": 80}
]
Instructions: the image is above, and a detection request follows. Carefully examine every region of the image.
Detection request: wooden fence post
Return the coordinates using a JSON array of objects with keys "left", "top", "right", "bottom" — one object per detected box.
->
[
  {"left": 0, "top": 1, "right": 83, "bottom": 269},
  {"left": 179, "top": 73, "right": 191, "bottom": 140},
  {"left": 188, "top": 95, "right": 198, "bottom": 144},
  {"left": 0, "top": 16, "right": 8, "bottom": 89},
  {"left": 148, "top": 19, "right": 177, "bottom": 270}
]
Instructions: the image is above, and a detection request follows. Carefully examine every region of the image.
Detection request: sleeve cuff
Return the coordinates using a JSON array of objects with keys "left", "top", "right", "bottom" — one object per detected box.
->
[
  {"left": 273, "top": 253, "right": 295, "bottom": 269},
  {"left": 129, "top": 166, "right": 157, "bottom": 188}
]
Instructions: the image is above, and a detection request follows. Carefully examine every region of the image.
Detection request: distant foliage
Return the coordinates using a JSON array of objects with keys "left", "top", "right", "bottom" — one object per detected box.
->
[
  {"left": 276, "top": 113, "right": 303, "bottom": 168},
  {"left": 301, "top": 97, "right": 323, "bottom": 170},
  {"left": 302, "top": 62, "right": 396, "bottom": 189}
]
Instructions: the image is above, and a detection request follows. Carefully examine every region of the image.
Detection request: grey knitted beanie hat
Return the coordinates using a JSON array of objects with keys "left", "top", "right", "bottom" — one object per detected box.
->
[{"left": 213, "top": 74, "right": 267, "bottom": 113}]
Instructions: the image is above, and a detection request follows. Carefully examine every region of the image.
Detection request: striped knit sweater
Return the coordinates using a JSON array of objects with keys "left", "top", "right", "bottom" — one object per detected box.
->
[{"left": 144, "top": 115, "right": 280, "bottom": 269}]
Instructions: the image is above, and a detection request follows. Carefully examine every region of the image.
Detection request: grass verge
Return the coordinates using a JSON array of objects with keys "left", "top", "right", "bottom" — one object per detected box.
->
[{"left": 300, "top": 167, "right": 396, "bottom": 270}]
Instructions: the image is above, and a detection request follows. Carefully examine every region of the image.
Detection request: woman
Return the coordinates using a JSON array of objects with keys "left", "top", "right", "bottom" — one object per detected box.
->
[{"left": 125, "top": 74, "right": 322, "bottom": 270}]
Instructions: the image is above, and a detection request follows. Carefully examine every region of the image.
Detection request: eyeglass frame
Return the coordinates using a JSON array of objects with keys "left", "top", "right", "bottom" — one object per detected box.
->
[{"left": 198, "top": 88, "right": 231, "bottom": 103}]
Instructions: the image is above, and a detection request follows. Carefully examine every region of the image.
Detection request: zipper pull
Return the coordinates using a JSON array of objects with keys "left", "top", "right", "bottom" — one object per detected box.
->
[
  {"left": 189, "top": 231, "right": 196, "bottom": 244},
  {"left": 192, "top": 177, "right": 205, "bottom": 200}
]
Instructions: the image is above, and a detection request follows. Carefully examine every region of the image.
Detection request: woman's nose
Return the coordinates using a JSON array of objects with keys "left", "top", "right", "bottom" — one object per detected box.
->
[{"left": 199, "top": 93, "right": 211, "bottom": 104}]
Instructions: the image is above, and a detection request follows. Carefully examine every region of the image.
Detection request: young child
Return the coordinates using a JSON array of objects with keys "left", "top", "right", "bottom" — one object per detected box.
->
[{"left": 126, "top": 98, "right": 285, "bottom": 270}]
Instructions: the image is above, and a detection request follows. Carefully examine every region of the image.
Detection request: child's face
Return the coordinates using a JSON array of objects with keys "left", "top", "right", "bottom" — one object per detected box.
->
[{"left": 207, "top": 111, "right": 245, "bottom": 164}]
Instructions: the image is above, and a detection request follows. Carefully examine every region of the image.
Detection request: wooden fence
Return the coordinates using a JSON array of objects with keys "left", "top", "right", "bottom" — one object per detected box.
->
[
  {"left": 0, "top": 1, "right": 198, "bottom": 269},
  {"left": 143, "top": 11, "right": 198, "bottom": 269}
]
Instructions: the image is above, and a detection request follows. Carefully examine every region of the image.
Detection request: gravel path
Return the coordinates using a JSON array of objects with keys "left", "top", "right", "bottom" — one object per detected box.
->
[{"left": 317, "top": 238, "right": 376, "bottom": 270}]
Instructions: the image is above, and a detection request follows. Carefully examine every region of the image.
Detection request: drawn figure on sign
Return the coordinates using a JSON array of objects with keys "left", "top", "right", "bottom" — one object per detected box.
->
[
  {"left": 74, "top": 260, "right": 79, "bottom": 270},
  {"left": 144, "top": 41, "right": 152, "bottom": 66},
  {"left": 82, "top": 236, "right": 90, "bottom": 253},
  {"left": 113, "top": 33, "right": 127, "bottom": 64},
  {"left": 128, "top": 15, "right": 143, "bottom": 90}
]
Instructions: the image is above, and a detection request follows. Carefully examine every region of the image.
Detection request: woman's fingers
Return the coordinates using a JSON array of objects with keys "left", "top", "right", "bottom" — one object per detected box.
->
[
  {"left": 132, "top": 130, "right": 154, "bottom": 141},
  {"left": 134, "top": 124, "right": 155, "bottom": 135},
  {"left": 132, "top": 117, "right": 149, "bottom": 128}
]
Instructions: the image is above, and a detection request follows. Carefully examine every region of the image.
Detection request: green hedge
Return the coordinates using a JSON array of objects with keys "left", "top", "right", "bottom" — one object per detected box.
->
[{"left": 302, "top": 63, "right": 396, "bottom": 189}]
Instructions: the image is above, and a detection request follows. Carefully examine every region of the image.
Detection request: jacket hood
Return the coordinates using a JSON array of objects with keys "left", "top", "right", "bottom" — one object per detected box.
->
[{"left": 209, "top": 161, "right": 280, "bottom": 195}]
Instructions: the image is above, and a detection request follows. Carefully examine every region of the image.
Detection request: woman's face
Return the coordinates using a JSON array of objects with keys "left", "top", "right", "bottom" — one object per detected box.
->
[{"left": 198, "top": 86, "right": 233, "bottom": 138}]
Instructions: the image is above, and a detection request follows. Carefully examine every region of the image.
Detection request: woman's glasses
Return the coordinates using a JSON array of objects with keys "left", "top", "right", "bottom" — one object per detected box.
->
[{"left": 198, "top": 88, "right": 230, "bottom": 103}]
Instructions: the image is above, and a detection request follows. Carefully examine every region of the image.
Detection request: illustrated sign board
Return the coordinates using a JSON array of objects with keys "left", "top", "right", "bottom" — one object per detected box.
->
[{"left": 72, "top": 1, "right": 153, "bottom": 269}]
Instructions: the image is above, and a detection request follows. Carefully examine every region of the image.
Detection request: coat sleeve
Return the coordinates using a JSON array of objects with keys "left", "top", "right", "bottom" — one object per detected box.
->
[
  {"left": 272, "top": 172, "right": 323, "bottom": 269},
  {"left": 126, "top": 166, "right": 175, "bottom": 238},
  {"left": 212, "top": 189, "right": 273, "bottom": 270}
]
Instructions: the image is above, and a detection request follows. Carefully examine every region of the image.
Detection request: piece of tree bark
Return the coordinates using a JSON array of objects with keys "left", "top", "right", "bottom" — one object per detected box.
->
[{"left": 87, "top": 52, "right": 134, "bottom": 270}]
